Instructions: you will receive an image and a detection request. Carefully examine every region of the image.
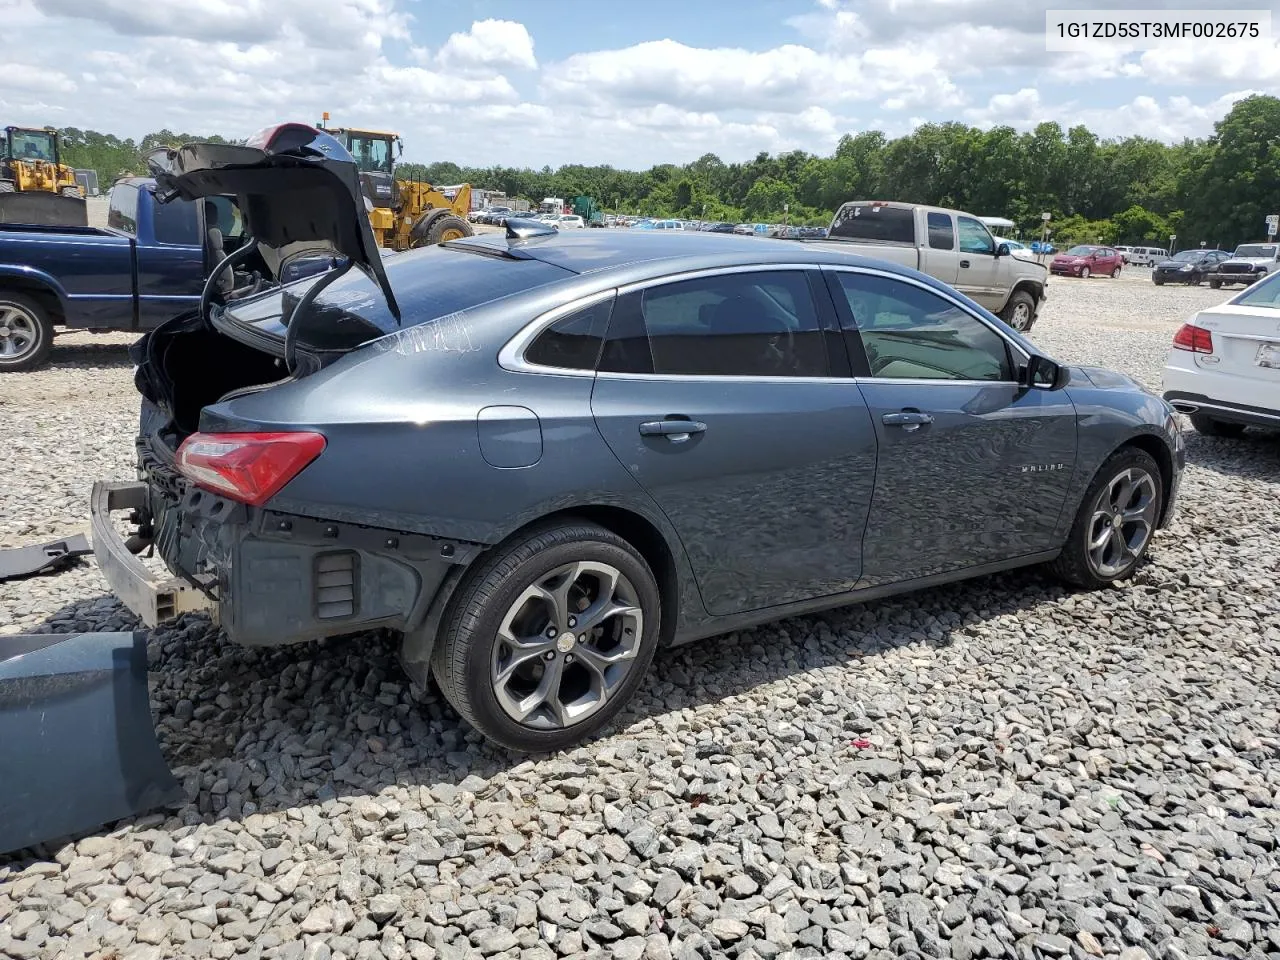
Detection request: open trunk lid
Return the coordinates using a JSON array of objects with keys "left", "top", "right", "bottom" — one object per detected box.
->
[{"left": 146, "top": 123, "right": 399, "bottom": 321}]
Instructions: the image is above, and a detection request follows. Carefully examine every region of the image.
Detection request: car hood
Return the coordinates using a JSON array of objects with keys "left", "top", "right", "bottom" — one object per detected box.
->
[
  {"left": 1052, "top": 255, "right": 1085, "bottom": 263},
  {"left": 1220, "top": 257, "right": 1273, "bottom": 266},
  {"left": 1155, "top": 259, "right": 1198, "bottom": 268},
  {"left": 146, "top": 123, "right": 400, "bottom": 322}
]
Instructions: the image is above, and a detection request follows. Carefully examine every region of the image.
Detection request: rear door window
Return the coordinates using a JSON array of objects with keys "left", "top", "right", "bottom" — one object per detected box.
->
[
  {"left": 926, "top": 212, "right": 955, "bottom": 250},
  {"left": 600, "top": 270, "right": 828, "bottom": 377}
]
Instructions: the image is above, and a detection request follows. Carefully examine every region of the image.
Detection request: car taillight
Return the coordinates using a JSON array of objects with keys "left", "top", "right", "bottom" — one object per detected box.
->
[
  {"left": 1172, "top": 323, "right": 1213, "bottom": 353},
  {"left": 175, "top": 432, "right": 326, "bottom": 506}
]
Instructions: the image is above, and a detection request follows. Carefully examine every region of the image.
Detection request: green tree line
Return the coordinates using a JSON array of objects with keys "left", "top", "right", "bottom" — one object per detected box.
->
[{"left": 58, "top": 94, "right": 1280, "bottom": 250}]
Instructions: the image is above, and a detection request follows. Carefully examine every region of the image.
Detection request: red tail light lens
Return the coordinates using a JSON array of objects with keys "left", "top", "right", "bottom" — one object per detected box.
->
[
  {"left": 1172, "top": 323, "right": 1213, "bottom": 353},
  {"left": 176, "top": 432, "right": 326, "bottom": 506}
]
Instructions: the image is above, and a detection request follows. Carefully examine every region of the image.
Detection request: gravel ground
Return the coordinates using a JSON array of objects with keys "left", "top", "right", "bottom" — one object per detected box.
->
[{"left": 1, "top": 274, "right": 1278, "bottom": 960}]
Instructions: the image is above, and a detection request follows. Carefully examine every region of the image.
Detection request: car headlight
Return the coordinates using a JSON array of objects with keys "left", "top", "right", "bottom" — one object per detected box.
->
[{"left": 1179, "top": 264, "right": 1193, "bottom": 271}]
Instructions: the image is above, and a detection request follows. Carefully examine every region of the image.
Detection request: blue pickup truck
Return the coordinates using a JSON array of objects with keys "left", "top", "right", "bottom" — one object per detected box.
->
[{"left": 0, "top": 178, "right": 273, "bottom": 371}]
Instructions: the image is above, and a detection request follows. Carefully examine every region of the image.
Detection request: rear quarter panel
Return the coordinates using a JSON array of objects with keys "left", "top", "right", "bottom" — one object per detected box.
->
[{"left": 197, "top": 284, "right": 705, "bottom": 624}]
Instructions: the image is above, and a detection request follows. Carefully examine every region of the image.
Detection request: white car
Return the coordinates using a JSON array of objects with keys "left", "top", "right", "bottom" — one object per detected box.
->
[
  {"left": 555, "top": 215, "right": 585, "bottom": 230},
  {"left": 1162, "top": 270, "right": 1280, "bottom": 437},
  {"left": 992, "top": 236, "right": 1039, "bottom": 263}
]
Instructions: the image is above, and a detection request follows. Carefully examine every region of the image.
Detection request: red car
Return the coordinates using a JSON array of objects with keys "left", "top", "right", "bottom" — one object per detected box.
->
[{"left": 1050, "top": 244, "right": 1123, "bottom": 279}]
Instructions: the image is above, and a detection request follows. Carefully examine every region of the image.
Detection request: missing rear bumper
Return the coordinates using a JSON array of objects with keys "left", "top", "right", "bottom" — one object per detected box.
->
[{"left": 90, "top": 481, "right": 217, "bottom": 626}]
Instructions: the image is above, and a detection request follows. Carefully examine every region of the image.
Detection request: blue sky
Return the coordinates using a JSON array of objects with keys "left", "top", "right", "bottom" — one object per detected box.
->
[{"left": 3, "top": 0, "right": 1277, "bottom": 169}]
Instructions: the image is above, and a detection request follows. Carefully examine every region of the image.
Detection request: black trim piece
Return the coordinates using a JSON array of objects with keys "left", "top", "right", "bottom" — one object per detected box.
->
[{"left": 1163, "top": 390, "right": 1280, "bottom": 426}]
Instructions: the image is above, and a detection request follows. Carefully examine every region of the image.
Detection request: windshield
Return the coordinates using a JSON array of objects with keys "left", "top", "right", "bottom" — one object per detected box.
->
[
  {"left": 8, "top": 129, "right": 56, "bottom": 162},
  {"left": 1171, "top": 251, "right": 1201, "bottom": 262},
  {"left": 1233, "top": 270, "right": 1280, "bottom": 309},
  {"left": 346, "top": 134, "right": 393, "bottom": 174},
  {"left": 1233, "top": 244, "right": 1277, "bottom": 259},
  {"left": 1066, "top": 245, "right": 1098, "bottom": 256}
]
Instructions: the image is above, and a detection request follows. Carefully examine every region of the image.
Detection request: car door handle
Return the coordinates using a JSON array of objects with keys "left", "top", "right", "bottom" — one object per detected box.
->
[
  {"left": 959, "top": 259, "right": 971, "bottom": 268},
  {"left": 639, "top": 419, "right": 707, "bottom": 441},
  {"left": 882, "top": 411, "right": 934, "bottom": 431}
]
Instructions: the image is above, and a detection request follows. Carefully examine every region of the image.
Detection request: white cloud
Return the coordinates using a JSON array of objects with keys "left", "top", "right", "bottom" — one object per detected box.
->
[
  {"left": 3, "top": 0, "right": 1280, "bottom": 171},
  {"left": 541, "top": 38, "right": 964, "bottom": 115},
  {"left": 437, "top": 19, "right": 537, "bottom": 71}
]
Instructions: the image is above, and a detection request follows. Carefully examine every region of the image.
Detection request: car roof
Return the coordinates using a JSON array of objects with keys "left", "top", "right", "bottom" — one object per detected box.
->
[{"left": 447, "top": 229, "right": 930, "bottom": 281}]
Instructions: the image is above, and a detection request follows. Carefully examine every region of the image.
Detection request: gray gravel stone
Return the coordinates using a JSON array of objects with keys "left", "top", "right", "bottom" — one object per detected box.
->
[{"left": 2, "top": 286, "right": 1279, "bottom": 960}]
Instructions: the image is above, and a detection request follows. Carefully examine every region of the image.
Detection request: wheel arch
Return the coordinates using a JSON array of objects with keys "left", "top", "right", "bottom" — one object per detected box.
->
[
  {"left": 0, "top": 267, "right": 68, "bottom": 325},
  {"left": 1113, "top": 432, "right": 1176, "bottom": 527},
  {"left": 400, "top": 502, "right": 689, "bottom": 687},
  {"left": 1010, "top": 278, "right": 1044, "bottom": 303}
]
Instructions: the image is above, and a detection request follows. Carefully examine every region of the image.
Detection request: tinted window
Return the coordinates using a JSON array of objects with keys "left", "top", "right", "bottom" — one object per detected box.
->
[
  {"left": 601, "top": 271, "right": 828, "bottom": 378},
  {"left": 525, "top": 298, "right": 613, "bottom": 370},
  {"left": 834, "top": 272, "right": 1011, "bottom": 382},
  {"left": 830, "top": 204, "right": 915, "bottom": 243},
  {"left": 956, "top": 216, "right": 995, "bottom": 255},
  {"left": 107, "top": 183, "right": 139, "bottom": 236},
  {"left": 926, "top": 212, "right": 954, "bottom": 250},
  {"left": 151, "top": 196, "right": 199, "bottom": 245}
]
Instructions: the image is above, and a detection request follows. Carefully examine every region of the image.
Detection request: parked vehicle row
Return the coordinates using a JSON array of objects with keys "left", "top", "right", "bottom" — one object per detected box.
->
[{"left": 91, "top": 129, "right": 1186, "bottom": 753}]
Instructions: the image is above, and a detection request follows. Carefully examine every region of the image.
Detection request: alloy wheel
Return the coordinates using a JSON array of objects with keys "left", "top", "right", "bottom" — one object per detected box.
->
[
  {"left": 0, "top": 303, "right": 41, "bottom": 362},
  {"left": 1086, "top": 467, "right": 1158, "bottom": 577},
  {"left": 490, "top": 560, "right": 643, "bottom": 730}
]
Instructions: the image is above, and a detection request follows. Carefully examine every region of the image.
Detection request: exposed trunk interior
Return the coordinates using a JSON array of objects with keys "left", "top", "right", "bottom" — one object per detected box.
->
[{"left": 144, "top": 324, "right": 286, "bottom": 442}]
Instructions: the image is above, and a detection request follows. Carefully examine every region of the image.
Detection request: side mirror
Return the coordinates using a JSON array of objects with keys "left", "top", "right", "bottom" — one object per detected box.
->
[
  {"left": 996, "top": 242, "right": 1011, "bottom": 258},
  {"left": 1023, "top": 354, "right": 1070, "bottom": 390}
]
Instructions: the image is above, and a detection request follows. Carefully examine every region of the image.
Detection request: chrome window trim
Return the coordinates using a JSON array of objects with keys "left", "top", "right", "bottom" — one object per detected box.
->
[
  {"left": 497, "top": 288, "right": 618, "bottom": 378},
  {"left": 498, "top": 261, "right": 1034, "bottom": 384}
]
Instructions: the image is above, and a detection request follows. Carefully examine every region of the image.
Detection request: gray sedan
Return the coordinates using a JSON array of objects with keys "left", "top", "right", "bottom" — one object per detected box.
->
[{"left": 94, "top": 128, "right": 1186, "bottom": 752}]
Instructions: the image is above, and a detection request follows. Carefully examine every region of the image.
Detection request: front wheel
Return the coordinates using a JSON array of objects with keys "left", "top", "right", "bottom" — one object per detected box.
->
[
  {"left": 1000, "top": 290, "right": 1036, "bottom": 332},
  {"left": 1209, "top": 278, "right": 1222, "bottom": 289},
  {"left": 431, "top": 521, "right": 662, "bottom": 752},
  {"left": 415, "top": 213, "right": 474, "bottom": 247},
  {"left": 1188, "top": 272, "right": 1201, "bottom": 286},
  {"left": 1190, "top": 414, "right": 1246, "bottom": 438},
  {"left": 1050, "top": 448, "right": 1163, "bottom": 589},
  {"left": 1080, "top": 267, "right": 1091, "bottom": 279}
]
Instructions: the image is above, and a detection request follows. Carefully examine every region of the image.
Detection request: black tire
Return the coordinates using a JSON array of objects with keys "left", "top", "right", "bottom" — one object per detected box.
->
[
  {"left": 1080, "top": 267, "right": 1091, "bottom": 279},
  {"left": 1111, "top": 266, "right": 1121, "bottom": 279},
  {"left": 1152, "top": 275, "right": 1165, "bottom": 285},
  {"left": 431, "top": 521, "right": 662, "bottom": 752},
  {"left": 1189, "top": 414, "right": 1246, "bottom": 438},
  {"left": 1188, "top": 272, "right": 1201, "bottom": 286},
  {"left": 412, "top": 213, "right": 474, "bottom": 247},
  {"left": 1050, "top": 447, "right": 1163, "bottom": 589},
  {"left": 0, "top": 291, "right": 55, "bottom": 372},
  {"left": 1209, "top": 278, "right": 1222, "bottom": 289},
  {"left": 1000, "top": 290, "right": 1036, "bottom": 332}
]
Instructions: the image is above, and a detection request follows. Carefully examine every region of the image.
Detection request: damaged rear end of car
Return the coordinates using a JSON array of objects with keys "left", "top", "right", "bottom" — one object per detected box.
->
[{"left": 90, "top": 124, "right": 493, "bottom": 655}]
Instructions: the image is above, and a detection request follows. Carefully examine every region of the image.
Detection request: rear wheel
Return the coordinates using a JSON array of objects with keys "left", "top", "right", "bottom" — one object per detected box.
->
[
  {"left": 1080, "top": 267, "right": 1091, "bottom": 279},
  {"left": 1000, "top": 290, "right": 1036, "bottom": 332},
  {"left": 1209, "top": 278, "right": 1222, "bottom": 289},
  {"left": 1051, "top": 447, "right": 1163, "bottom": 589},
  {"left": 1111, "top": 266, "right": 1121, "bottom": 278},
  {"left": 432, "top": 521, "right": 662, "bottom": 752},
  {"left": 1190, "top": 414, "right": 1246, "bottom": 438},
  {"left": 0, "top": 292, "right": 55, "bottom": 372}
]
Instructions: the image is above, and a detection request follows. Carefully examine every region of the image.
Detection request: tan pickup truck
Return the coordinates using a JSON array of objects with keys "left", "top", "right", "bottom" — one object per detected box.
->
[{"left": 825, "top": 200, "right": 1048, "bottom": 331}]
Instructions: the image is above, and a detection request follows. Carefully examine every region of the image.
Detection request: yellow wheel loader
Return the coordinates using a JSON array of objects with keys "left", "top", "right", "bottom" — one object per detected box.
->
[
  {"left": 0, "top": 126, "right": 88, "bottom": 227},
  {"left": 320, "top": 121, "right": 474, "bottom": 250}
]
